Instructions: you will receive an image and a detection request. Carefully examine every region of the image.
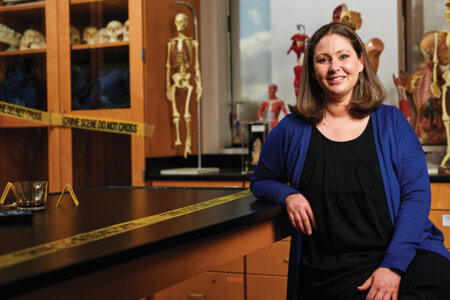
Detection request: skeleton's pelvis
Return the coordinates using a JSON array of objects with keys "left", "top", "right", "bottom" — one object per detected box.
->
[{"left": 172, "top": 72, "right": 191, "bottom": 88}]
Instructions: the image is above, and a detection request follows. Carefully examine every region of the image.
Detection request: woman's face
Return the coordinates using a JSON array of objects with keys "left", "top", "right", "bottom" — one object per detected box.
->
[{"left": 313, "top": 33, "right": 364, "bottom": 104}]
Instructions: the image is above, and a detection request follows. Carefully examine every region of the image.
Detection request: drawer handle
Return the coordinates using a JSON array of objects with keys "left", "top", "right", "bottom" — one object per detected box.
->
[
  {"left": 187, "top": 293, "right": 207, "bottom": 298},
  {"left": 283, "top": 258, "right": 289, "bottom": 263}
]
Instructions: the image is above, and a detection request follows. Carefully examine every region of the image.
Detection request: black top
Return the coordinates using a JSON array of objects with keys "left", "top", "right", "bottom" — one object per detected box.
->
[{"left": 298, "top": 118, "right": 394, "bottom": 298}]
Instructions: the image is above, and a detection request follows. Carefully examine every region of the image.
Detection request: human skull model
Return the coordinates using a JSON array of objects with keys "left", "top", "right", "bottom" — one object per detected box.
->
[
  {"left": 70, "top": 25, "right": 81, "bottom": 45},
  {"left": 175, "top": 13, "right": 188, "bottom": 33},
  {"left": 123, "top": 20, "right": 129, "bottom": 42},
  {"left": 82, "top": 26, "right": 98, "bottom": 44},
  {"left": 19, "top": 29, "right": 46, "bottom": 50},
  {"left": 98, "top": 28, "right": 109, "bottom": 44},
  {"left": 106, "top": 20, "right": 124, "bottom": 42}
]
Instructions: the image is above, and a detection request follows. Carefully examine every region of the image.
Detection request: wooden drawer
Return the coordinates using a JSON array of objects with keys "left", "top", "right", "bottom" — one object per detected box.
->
[
  {"left": 429, "top": 210, "right": 450, "bottom": 249},
  {"left": 430, "top": 183, "right": 450, "bottom": 210},
  {"left": 246, "top": 274, "right": 287, "bottom": 300},
  {"left": 246, "top": 241, "right": 290, "bottom": 276},
  {"left": 152, "top": 272, "right": 244, "bottom": 300},
  {"left": 209, "top": 257, "right": 244, "bottom": 273}
]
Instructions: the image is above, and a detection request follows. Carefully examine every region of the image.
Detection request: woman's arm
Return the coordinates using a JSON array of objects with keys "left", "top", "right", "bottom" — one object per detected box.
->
[{"left": 380, "top": 107, "right": 431, "bottom": 272}]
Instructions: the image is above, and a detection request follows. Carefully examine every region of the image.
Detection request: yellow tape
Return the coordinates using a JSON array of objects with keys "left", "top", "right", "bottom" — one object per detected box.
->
[
  {"left": 56, "top": 184, "right": 79, "bottom": 207},
  {"left": 0, "top": 101, "right": 155, "bottom": 138},
  {"left": 0, "top": 189, "right": 253, "bottom": 270}
]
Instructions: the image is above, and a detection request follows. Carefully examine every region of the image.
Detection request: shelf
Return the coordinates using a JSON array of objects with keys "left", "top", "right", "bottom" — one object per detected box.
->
[
  {"left": 0, "top": 1, "right": 44, "bottom": 13},
  {"left": 71, "top": 41, "right": 128, "bottom": 51},
  {"left": 70, "top": 0, "right": 128, "bottom": 20},
  {"left": 0, "top": 48, "right": 45, "bottom": 56}
]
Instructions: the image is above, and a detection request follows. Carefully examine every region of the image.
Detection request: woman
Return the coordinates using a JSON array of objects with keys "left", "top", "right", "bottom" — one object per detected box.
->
[{"left": 250, "top": 23, "right": 450, "bottom": 300}]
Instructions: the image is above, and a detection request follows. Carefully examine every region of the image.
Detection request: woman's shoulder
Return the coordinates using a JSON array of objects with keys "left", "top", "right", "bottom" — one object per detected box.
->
[
  {"left": 373, "top": 104, "right": 405, "bottom": 122},
  {"left": 278, "top": 113, "right": 309, "bottom": 127},
  {"left": 375, "top": 104, "right": 401, "bottom": 114}
]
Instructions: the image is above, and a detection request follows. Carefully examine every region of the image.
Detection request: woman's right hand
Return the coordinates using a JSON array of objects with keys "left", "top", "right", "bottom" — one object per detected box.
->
[{"left": 285, "top": 194, "right": 317, "bottom": 235}]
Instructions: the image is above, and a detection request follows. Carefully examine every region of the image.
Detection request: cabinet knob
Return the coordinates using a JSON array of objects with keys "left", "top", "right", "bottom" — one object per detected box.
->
[{"left": 283, "top": 258, "right": 289, "bottom": 263}]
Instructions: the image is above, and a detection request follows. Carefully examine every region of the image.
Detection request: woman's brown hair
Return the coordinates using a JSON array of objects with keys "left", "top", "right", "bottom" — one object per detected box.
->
[{"left": 291, "top": 22, "right": 385, "bottom": 123}]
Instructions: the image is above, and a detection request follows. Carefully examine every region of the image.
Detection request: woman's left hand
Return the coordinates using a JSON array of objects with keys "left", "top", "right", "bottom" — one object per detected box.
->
[{"left": 357, "top": 267, "right": 401, "bottom": 300}]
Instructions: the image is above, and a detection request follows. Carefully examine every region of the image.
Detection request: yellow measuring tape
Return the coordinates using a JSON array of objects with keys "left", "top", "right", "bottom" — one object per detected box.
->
[
  {"left": 0, "top": 189, "right": 253, "bottom": 270},
  {"left": 0, "top": 101, "right": 155, "bottom": 138}
]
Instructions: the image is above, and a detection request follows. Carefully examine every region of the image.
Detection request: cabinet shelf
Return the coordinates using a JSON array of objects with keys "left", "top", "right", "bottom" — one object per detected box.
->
[
  {"left": 0, "top": 48, "right": 45, "bottom": 56},
  {"left": 71, "top": 41, "right": 128, "bottom": 51},
  {"left": 0, "top": 1, "right": 44, "bottom": 13}
]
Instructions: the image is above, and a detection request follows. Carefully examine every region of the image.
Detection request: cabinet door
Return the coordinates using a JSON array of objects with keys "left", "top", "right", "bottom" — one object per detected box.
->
[
  {"left": 429, "top": 210, "right": 450, "bottom": 249},
  {"left": 431, "top": 183, "right": 450, "bottom": 210},
  {"left": 246, "top": 240, "right": 290, "bottom": 276},
  {"left": 152, "top": 272, "right": 245, "bottom": 300},
  {"left": 0, "top": 1, "right": 53, "bottom": 190},
  {"left": 246, "top": 274, "right": 287, "bottom": 300},
  {"left": 57, "top": 0, "right": 146, "bottom": 189}
]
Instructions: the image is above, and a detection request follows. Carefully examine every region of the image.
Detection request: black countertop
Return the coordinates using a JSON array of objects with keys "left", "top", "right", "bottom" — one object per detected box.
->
[{"left": 0, "top": 186, "right": 288, "bottom": 298}]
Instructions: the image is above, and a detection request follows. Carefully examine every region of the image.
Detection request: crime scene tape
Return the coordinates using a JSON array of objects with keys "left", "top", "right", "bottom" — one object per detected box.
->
[
  {"left": 0, "top": 100, "right": 155, "bottom": 138},
  {"left": 0, "top": 189, "right": 253, "bottom": 270}
]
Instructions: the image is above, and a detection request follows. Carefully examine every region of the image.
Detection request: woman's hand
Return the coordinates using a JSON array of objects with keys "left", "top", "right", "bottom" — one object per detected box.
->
[
  {"left": 357, "top": 267, "right": 401, "bottom": 300},
  {"left": 285, "top": 193, "right": 317, "bottom": 235}
]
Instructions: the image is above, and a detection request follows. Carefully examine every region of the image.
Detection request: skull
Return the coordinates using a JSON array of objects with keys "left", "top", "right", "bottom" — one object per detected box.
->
[
  {"left": 19, "top": 29, "right": 46, "bottom": 50},
  {"left": 174, "top": 13, "right": 188, "bottom": 33},
  {"left": 106, "top": 20, "right": 124, "bottom": 43},
  {"left": 82, "top": 26, "right": 98, "bottom": 44},
  {"left": 70, "top": 25, "right": 81, "bottom": 45},
  {"left": 98, "top": 28, "right": 109, "bottom": 44},
  {"left": 122, "top": 20, "right": 129, "bottom": 42}
]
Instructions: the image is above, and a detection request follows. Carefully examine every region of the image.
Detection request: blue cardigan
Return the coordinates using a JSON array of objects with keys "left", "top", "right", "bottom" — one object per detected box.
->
[{"left": 250, "top": 104, "right": 449, "bottom": 300}]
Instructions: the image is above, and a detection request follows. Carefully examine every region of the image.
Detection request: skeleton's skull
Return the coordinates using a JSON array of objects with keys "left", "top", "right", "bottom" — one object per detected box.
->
[
  {"left": 174, "top": 13, "right": 188, "bottom": 33},
  {"left": 106, "top": 20, "right": 124, "bottom": 42},
  {"left": 123, "top": 20, "right": 129, "bottom": 42},
  {"left": 98, "top": 28, "right": 109, "bottom": 44},
  {"left": 70, "top": 26, "right": 81, "bottom": 45},
  {"left": 19, "top": 29, "right": 46, "bottom": 50},
  {"left": 82, "top": 26, "right": 98, "bottom": 44}
]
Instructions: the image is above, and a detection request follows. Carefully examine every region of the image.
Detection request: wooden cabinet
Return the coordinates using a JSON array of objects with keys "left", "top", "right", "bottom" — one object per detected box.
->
[
  {"left": 0, "top": 0, "right": 200, "bottom": 193},
  {"left": 247, "top": 274, "right": 287, "bottom": 300},
  {"left": 0, "top": 0, "right": 56, "bottom": 191},
  {"left": 153, "top": 239, "right": 290, "bottom": 300},
  {"left": 151, "top": 271, "right": 245, "bottom": 300},
  {"left": 430, "top": 183, "right": 450, "bottom": 250}
]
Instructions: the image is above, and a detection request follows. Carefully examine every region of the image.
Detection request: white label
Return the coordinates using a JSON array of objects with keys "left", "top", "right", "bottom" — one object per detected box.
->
[
  {"left": 251, "top": 125, "right": 266, "bottom": 132},
  {"left": 443, "top": 214, "right": 450, "bottom": 227}
]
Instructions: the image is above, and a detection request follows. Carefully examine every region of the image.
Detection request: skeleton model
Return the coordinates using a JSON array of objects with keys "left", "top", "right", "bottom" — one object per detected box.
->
[
  {"left": 439, "top": 0, "right": 450, "bottom": 170},
  {"left": 440, "top": 70, "right": 450, "bottom": 169},
  {"left": 166, "top": 13, "right": 202, "bottom": 158},
  {"left": 406, "top": 30, "right": 447, "bottom": 144}
]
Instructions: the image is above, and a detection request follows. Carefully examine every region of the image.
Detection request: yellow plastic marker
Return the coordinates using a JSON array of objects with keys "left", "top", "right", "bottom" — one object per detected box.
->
[
  {"left": 56, "top": 184, "right": 79, "bottom": 207},
  {"left": 0, "top": 182, "right": 16, "bottom": 204}
]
